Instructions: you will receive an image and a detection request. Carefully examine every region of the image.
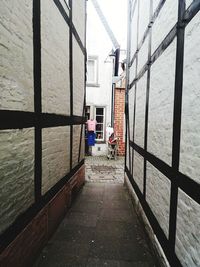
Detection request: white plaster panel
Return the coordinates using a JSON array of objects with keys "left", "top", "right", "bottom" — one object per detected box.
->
[
  {"left": 0, "top": 128, "right": 34, "bottom": 234},
  {"left": 148, "top": 40, "right": 176, "bottom": 165},
  {"left": 42, "top": 127, "right": 70, "bottom": 195},
  {"left": 73, "top": 0, "right": 85, "bottom": 44},
  {"left": 72, "top": 125, "right": 82, "bottom": 168},
  {"left": 138, "top": 36, "right": 149, "bottom": 74},
  {"left": 134, "top": 73, "right": 147, "bottom": 148},
  {"left": 73, "top": 37, "right": 85, "bottom": 116},
  {"left": 128, "top": 88, "right": 135, "bottom": 141},
  {"left": 126, "top": 130, "right": 130, "bottom": 168},
  {"left": 129, "top": 60, "right": 136, "bottom": 85},
  {"left": 130, "top": 0, "right": 138, "bottom": 59},
  {"left": 130, "top": 148, "right": 133, "bottom": 174},
  {"left": 176, "top": 189, "right": 200, "bottom": 267},
  {"left": 138, "top": 0, "right": 150, "bottom": 43},
  {"left": 146, "top": 162, "right": 171, "bottom": 237},
  {"left": 73, "top": 124, "right": 85, "bottom": 162},
  {"left": 179, "top": 14, "right": 200, "bottom": 184},
  {"left": 80, "top": 125, "right": 85, "bottom": 161},
  {"left": 0, "top": 0, "right": 33, "bottom": 111},
  {"left": 41, "top": 0, "right": 70, "bottom": 115},
  {"left": 60, "top": 0, "right": 70, "bottom": 16},
  {"left": 152, "top": 0, "right": 178, "bottom": 53},
  {"left": 153, "top": 0, "right": 161, "bottom": 13},
  {"left": 133, "top": 151, "right": 144, "bottom": 192}
]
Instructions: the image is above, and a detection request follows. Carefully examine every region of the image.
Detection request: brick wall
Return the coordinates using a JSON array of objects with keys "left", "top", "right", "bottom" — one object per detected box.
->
[{"left": 114, "top": 87, "right": 125, "bottom": 156}]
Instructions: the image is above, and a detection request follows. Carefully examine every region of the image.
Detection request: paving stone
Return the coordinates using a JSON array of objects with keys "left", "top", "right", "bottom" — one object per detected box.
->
[
  {"left": 35, "top": 241, "right": 89, "bottom": 267},
  {"left": 64, "top": 212, "right": 99, "bottom": 227},
  {"left": 99, "top": 209, "right": 137, "bottom": 223},
  {"left": 95, "top": 221, "right": 143, "bottom": 241},
  {"left": 85, "top": 156, "right": 124, "bottom": 183},
  {"left": 89, "top": 237, "right": 153, "bottom": 262},
  {"left": 82, "top": 186, "right": 105, "bottom": 195},
  {"left": 86, "top": 258, "right": 154, "bottom": 267},
  {"left": 102, "top": 200, "right": 132, "bottom": 210},
  {"left": 86, "top": 258, "right": 119, "bottom": 267},
  {"left": 75, "top": 194, "right": 104, "bottom": 204},
  {"left": 71, "top": 200, "right": 103, "bottom": 214},
  {"left": 52, "top": 225, "right": 95, "bottom": 245}
]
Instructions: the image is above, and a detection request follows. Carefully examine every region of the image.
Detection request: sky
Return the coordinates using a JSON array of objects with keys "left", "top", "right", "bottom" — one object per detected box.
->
[{"left": 89, "top": 0, "right": 128, "bottom": 50}]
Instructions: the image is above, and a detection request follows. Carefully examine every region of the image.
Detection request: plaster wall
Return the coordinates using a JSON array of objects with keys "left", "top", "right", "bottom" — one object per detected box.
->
[
  {"left": 0, "top": 0, "right": 85, "bottom": 242},
  {"left": 127, "top": 1, "right": 200, "bottom": 266},
  {"left": 41, "top": 0, "right": 70, "bottom": 115},
  {"left": 0, "top": 0, "right": 33, "bottom": 111}
]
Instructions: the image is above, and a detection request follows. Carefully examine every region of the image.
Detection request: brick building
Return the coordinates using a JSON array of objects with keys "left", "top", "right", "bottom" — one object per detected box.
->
[{"left": 114, "top": 74, "right": 126, "bottom": 156}]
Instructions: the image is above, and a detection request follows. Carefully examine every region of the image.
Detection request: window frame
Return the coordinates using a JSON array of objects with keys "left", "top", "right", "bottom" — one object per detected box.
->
[
  {"left": 86, "top": 56, "right": 99, "bottom": 87},
  {"left": 95, "top": 107, "right": 106, "bottom": 142}
]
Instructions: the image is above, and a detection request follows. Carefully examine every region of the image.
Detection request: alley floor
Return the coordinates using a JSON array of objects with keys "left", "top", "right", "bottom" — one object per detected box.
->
[
  {"left": 34, "top": 157, "right": 158, "bottom": 267},
  {"left": 85, "top": 156, "right": 124, "bottom": 183}
]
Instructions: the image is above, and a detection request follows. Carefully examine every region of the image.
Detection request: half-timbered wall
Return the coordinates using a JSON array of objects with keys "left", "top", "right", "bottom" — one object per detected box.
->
[
  {"left": 0, "top": 0, "right": 86, "bottom": 257},
  {"left": 126, "top": 1, "right": 200, "bottom": 266}
]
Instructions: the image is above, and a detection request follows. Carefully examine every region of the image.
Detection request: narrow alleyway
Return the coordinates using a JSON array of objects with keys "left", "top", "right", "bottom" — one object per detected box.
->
[{"left": 34, "top": 157, "right": 158, "bottom": 267}]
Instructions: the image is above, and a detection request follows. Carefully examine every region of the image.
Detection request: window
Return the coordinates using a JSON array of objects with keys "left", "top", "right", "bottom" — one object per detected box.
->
[
  {"left": 85, "top": 106, "right": 90, "bottom": 121},
  {"left": 87, "top": 56, "right": 99, "bottom": 86},
  {"left": 95, "top": 107, "right": 105, "bottom": 141}
]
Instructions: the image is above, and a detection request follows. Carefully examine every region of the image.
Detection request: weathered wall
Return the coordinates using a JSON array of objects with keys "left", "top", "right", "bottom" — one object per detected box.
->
[
  {"left": 41, "top": 0, "right": 70, "bottom": 115},
  {"left": 0, "top": 0, "right": 34, "bottom": 111},
  {"left": 0, "top": 0, "right": 34, "bottom": 235},
  {"left": 126, "top": 1, "right": 200, "bottom": 267},
  {"left": 0, "top": 0, "right": 86, "bottom": 264},
  {"left": 42, "top": 126, "right": 71, "bottom": 195},
  {"left": 0, "top": 128, "right": 35, "bottom": 234}
]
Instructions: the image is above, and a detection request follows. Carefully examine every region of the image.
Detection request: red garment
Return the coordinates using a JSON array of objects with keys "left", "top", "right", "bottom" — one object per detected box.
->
[{"left": 86, "top": 119, "right": 97, "bottom": 131}]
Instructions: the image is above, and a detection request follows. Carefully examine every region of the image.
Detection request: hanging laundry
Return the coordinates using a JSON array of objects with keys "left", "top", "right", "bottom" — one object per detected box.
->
[
  {"left": 87, "top": 131, "right": 96, "bottom": 146},
  {"left": 86, "top": 119, "right": 97, "bottom": 132}
]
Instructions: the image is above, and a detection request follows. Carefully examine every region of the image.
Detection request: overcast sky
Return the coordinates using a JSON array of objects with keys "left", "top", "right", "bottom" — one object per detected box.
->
[{"left": 90, "top": 0, "right": 128, "bottom": 50}]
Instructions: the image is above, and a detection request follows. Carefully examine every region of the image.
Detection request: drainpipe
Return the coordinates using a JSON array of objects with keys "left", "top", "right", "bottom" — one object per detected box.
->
[
  {"left": 114, "top": 48, "right": 120, "bottom": 76},
  {"left": 111, "top": 83, "right": 115, "bottom": 127}
]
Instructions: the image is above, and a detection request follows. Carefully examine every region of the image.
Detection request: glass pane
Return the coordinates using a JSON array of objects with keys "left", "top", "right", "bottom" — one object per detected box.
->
[
  {"left": 96, "top": 116, "right": 104, "bottom": 123},
  {"left": 96, "top": 108, "right": 104, "bottom": 115},
  {"left": 87, "top": 60, "right": 95, "bottom": 82},
  {"left": 96, "top": 124, "right": 104, "bottom": 131},
  {"left": 96, "top": 132, "right": 103, "bottom": 139},
  {"left": 85, "top": 106, "right": 90, "bottom": 121}
]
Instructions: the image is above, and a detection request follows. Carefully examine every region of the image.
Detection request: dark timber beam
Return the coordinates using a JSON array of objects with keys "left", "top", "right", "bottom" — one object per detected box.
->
[{"left": 33, "top": 0, "right": 42, "bottom": 202}]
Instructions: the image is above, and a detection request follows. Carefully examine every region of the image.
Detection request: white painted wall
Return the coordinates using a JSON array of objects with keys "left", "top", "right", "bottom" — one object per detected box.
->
[
  {"left": 0, "top": 0, "right": 85, "bottom": 234},
  {"left": 86, "top": 0, "right": 114, "bottom": 155},
  {"left": 86, "top": 0, "right": 127, "bottom": 156},
  {"left": 127, "top": 1, "right": 200, "bottom": 266}
]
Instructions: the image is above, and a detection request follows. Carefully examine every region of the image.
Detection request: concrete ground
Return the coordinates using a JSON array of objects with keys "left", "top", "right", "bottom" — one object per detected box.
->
[{"left": 34, "top": 157, "right": 158, "bottom": 267}]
